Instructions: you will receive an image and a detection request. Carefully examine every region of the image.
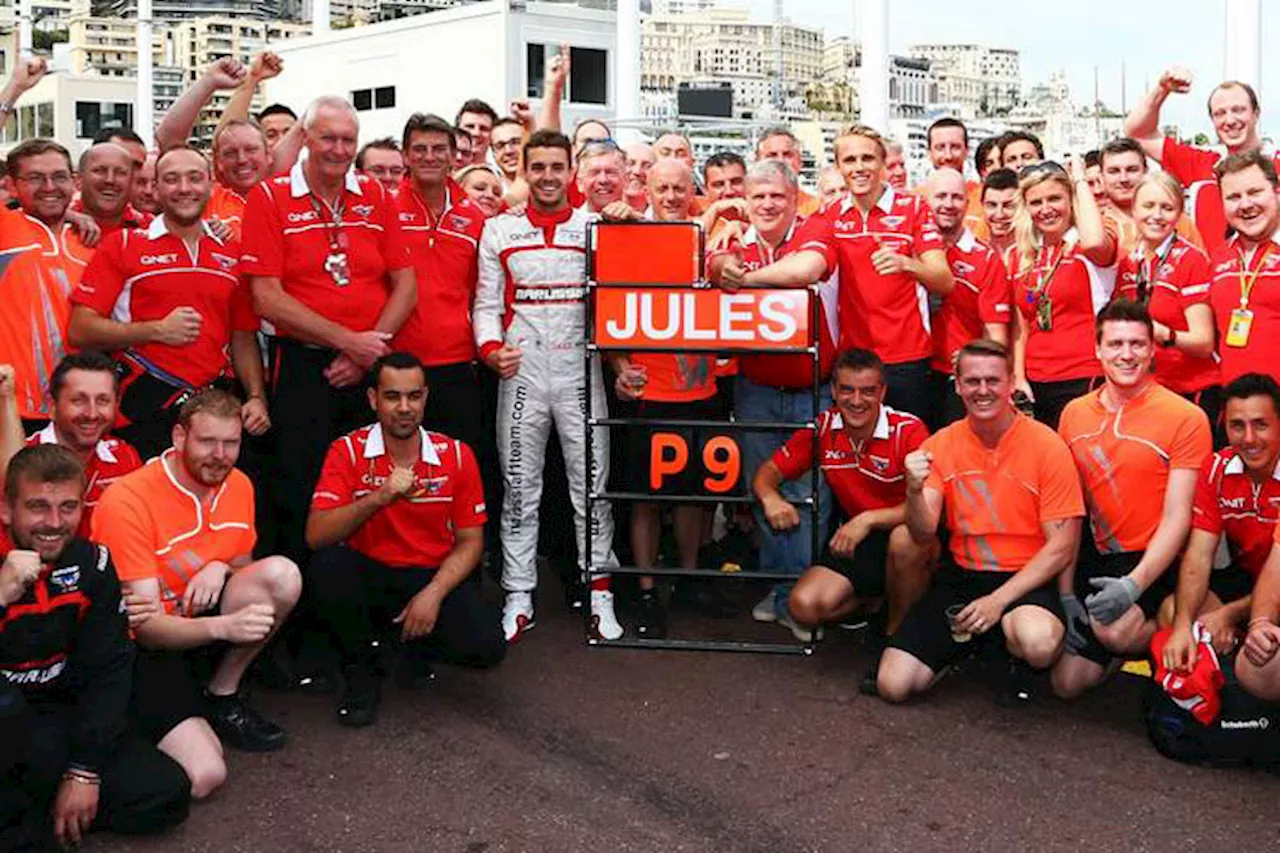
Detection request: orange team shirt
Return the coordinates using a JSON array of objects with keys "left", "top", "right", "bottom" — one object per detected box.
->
[
  {"left": 0, "top": 207, "right": 94, "bottom": 419},
  {"left": 239, "top": 164, "right": 412, "bottom": 340},
  {"left": 797, "top": 188, "right": 823, "bottom": 219},
  {"left": 634, "top": 353, "right": 718, "bottom": 403},
  {"left": 1114, "top": 234, "right": 1219, "bottom": 394},
  {"left": 311, "top": 425, "right": 487, "bottom": 569},
  {"left": 1207, "top": 233, "right": 1280, "bottom": 385},
  {"left": 1058, "top": 382, "right": 1211, "bottom": 554},
  {"left": 964, "top": 181, "right": 989, "bottom": 242},
  {"left": 73, "top": 218, "right": 257, "bottom": 388},
  {"left": 1161, "top": 138, "right": 1280, "bottom": 256},
  {"left": 207, "top": 182, "right": 249, "bottom": 242},
  {"left": 797, "top": 186, "right": 944, "bottom": 364},
  {"left": 91, "top": 451, "right": 256, "bottom": 615},
  {"left": 923, "top": 413, "right": 1085, "bottom": 573},
  {"left": 931, "top": 229, "right": 1011, "bottom": 375},
  {"left": 1012, "top": 226, "right": 1118, "bottom": 384}
]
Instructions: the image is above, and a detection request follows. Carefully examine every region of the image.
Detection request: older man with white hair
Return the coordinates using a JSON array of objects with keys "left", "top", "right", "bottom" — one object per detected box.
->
[{"left": 241, "top": 94, "right": 417, "bottom": 572}]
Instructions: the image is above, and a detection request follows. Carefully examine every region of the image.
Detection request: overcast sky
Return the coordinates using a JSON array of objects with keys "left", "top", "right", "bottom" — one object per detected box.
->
[{"left": 745, "top": 0, "right": 1274, "bottom": 135}]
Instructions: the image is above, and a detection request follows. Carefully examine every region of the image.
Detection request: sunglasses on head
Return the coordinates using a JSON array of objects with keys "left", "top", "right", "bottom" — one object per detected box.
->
[{"left": 1019, "top": 160, "right": 1067, "bottom": 180}]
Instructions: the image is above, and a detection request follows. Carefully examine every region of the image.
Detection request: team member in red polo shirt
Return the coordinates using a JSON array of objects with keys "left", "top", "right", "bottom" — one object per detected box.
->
[
  {"left": 0, "top": 354, "right": 141, "bottom": 536},
  {"left": 1161, "top": 374, "right": 1280, "bottom": 674},
  {"left": 709, "top": 159, "right": 839, "bottom": 632},
  {"left": 742, "top": 125, "right": 953, "bottom": 424},
  {"left": 1208, "top": 151, "right": 1280, "bottom": 386},
  {"left": 924, "top": 168, "right": 1011, "bottom": 427},
  {"left": 241, "top": 95, "right": 416, "bottom": 569},
  {"left": 69, "top": 146, "right": 268, "bottom": 460},
  {"left": 756, "top": 350, "right": 935, "bottom": 691},
  {"left": 307, "top": 353, "right": 503, "bottom": 728},
  {"left": 1114, "top": 172, "right": 1220, "bottom": 434},
  {"left": 1125, "top": 69, "right": 1279, "bottom": 255},
  {"left": 1010, "top": 159, "right": 1118, "bottom": 429}
]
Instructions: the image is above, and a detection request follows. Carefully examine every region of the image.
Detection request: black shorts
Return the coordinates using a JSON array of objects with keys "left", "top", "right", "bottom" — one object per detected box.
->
[
  {"left": 625, "top": 396, "right": 736, "bottom": 496},
  {"left": 888, "top": 564, "right": 1063, "bottom": 673},
  {"left": 130, "top": 645, "right": 224, "bottom": 744},
  {"left": 815, "top": 528, "right": 891, "bottom": 598},
  {"left": 1072, "top": 548, "right": 1174, "bottom": 665},
  {"left": 1209, "top": 564, "right": 1255, "bottom": 604}
]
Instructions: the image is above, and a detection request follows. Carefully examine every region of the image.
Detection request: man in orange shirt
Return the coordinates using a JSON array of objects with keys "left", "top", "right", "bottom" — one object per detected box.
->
[
  {"left": 878, "top": 339, "right": 1083, "bottom": 705},
  {"left": 925, "top": 118, "right": 986, "bottom": 238},
  {"left": 0, "top": 138, "right": 96, "bottom": 428},
  {"left": 1052, "top": 299, "right": 1211, "bottom": 698},
  {"left": 92, "top": 390, "right": 301, "bottom": 796}
]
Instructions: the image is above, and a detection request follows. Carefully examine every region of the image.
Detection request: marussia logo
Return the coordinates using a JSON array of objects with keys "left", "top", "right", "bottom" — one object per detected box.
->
[
  {"left": 869, "top": 455, "right": 891, "bottom": 472},
  {"left": 449, "top": 214, "right": 472, "bottom": 230},
  {"left": 210, "top": 252, "right": 237, "bottom": 272},
  {"left": 50, "top": 565, "right": 80, "bottom": 591},
  {"left": 352, "top": 204, "right": 375, "bottom": 218},
  {"left": 954, "top": 261, "right": 975, "bottom": 275},
  {"left": 881, "top": 215, "right": 906, "bottom": 228}
]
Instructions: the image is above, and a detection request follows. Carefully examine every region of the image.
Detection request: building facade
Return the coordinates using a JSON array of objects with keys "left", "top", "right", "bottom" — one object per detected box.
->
[{"left": 908, "top": 43, "right": 1022, "bottom": 118}]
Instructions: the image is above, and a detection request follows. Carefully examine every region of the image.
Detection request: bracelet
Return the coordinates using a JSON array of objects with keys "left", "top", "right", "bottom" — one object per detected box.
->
[
  {"left": 62, "top": 771, "right": 101, "bottom": 786},
  {"left": 0, "top": 102, "right": 13, "bottom": 114}
]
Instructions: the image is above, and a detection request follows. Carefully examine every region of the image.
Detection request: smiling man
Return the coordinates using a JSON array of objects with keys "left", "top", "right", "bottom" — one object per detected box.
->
[
  {"left": 73, "top": 143, "right": 150, "bottom": 236},
  {"left": 1052, "top": 299, "right": 1211, "bottom": 699}
]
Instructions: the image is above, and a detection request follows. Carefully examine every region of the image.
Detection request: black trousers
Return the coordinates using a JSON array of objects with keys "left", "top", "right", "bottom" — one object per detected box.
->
[
  {"left": 1181, "top": 385, "right": 1226, "bottom": 450},
  {"left": 267, "top": 339, "right": 371, "bottom": 567},
  {"left": 0, "top": 690, "right": 190, "bottom": 850},
  {"left": 426, "top": 362, "right": 503, "bottom": 555},
  {"left": 884, "top": 358, "right": 936, "bottom": 427},
  {"left": 309, "top": 546, "right": 506, "bottom": 671},
  {"left": 1030, "top": 376, "right": 1101, "bottom": 431}
]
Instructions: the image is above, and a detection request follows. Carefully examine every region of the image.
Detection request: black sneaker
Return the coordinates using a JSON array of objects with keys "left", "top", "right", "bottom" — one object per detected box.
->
[
  {"left": 635, "top": 590, "right": 668, "bottom": 639},
  {"left": 205, "top": 691, "right": 288, "bottom": 752},
  {"left": 336, "top": 666, "right": 382, "bottom": 728},
  {"left": 859, "top": 648, "right": 884, "bottom": 696},
  {"left": 995, "top": 659, "right": 1036, "bottom": 708}
]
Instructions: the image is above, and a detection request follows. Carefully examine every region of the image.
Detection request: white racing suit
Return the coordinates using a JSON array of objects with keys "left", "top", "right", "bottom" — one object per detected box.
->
[{"left": 474, "top": 205, "right": 619, "bottom": 593}]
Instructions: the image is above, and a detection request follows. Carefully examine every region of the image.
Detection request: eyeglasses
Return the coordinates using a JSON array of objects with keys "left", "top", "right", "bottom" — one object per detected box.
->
[
  {"left": 17, "top": 172, "right": 74, "bottom": 187},
  {"left": 1018, "top": 161, "right": 1067, "bottom": 180},
  {"left": 492, "top": 138, "right": 523, "bottom": 151}
]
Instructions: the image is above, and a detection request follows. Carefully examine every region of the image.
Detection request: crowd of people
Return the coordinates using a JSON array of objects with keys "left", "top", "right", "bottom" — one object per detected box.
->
[{"left": 3, "top": 42, "right": 1280, "bottom": 847}]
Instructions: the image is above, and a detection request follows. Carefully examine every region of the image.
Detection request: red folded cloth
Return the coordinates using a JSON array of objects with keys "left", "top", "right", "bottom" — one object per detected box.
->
[{"left": 1151, "top": 623, "right": 1226, "bottom": 726}]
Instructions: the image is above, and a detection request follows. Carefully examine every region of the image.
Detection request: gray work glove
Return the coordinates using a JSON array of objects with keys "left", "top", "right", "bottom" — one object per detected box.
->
[
  {"left": 1085, "top": 576, "right": 1141, "bottom": 626},
  {"left": 1060, "top": 593, "right": 1090, "bottom": 653}
]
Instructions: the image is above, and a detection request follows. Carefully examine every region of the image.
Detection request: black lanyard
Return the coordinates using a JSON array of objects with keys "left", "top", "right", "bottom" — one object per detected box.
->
[
  {"left": 1135, "top": 238, "right": 1176, "bottom": 304},
  {"left": 307, "top": 192, "right": 346, "bottom": 254}
]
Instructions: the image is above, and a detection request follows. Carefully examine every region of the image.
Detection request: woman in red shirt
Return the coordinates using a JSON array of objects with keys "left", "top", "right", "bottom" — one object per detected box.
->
[
  {"left": 1114, "top": 172, "right": 1221, "bottom": 440},
  {"left": 1011, "top": 159, "right": 1119, "bottom": 428}
]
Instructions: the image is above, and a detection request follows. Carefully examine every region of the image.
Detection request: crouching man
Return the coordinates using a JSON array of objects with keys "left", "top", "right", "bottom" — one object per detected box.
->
[
  {"left": 307, "top": 353, "right": 504, "bottom": 728},
  {"left": 93, "top": 389, "right": 302, "bottom": 799},
  {"left": 1, "top": 446, "right": 189, "bottom": 849}
]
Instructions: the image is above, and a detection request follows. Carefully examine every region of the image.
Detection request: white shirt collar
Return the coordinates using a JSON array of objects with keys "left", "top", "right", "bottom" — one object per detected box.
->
[
  {"left": 146, "top": 214, "right": 219, "bottom": 243},
  {"left": 362, "top": 423, "right": 441, "bottom": 465},
  {"left": 839, "top": 185, "right": 895, "bottom": 216},
  {"left": 289, "top": 161, "right": 363, "bottom": 199},
  {"left": 37, "top": 422, "right": 118, "bottom": 463},
  {"left": 829, "top": 406, "right": 892, "bottom": 441},
  {"left": 1223, "top": 452, "right": 1280, "bottom": 480},
  {"left": 954, "top": 226, "right": 977, "bottom": 253}
]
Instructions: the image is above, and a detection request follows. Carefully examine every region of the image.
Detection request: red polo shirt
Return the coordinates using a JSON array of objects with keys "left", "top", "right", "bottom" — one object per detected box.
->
[
  {"left": 26, "top": 424, "right": 142, "bottom": 537},
  {"left": 391, "top": 179, "right": 485, "bottom": 366},
  {"left": 932, "top": 229, "right": 1011, "bottom": 375},
  {"left": 772, "top": 405, "right": 928, "bottom": 519},
  {"left": 796, "top": 187, "right": 944, "bottom": 364},
  {"left": 239, "top": 164, "right": 411, "bottom": 340},
  {"left": 1208, "top": 233, "right": 1280, "bottom": 384},
  {"left": 311, "top": 424, "right": 487, "bottom": 569},
  {"left": 72, "top": 216, "right": 256, "bottom": 388},
  {"left": 1161, "top": 138, "right": 1280, "bottom": 256},
  {"left": 707, "top": 220, "right": 839, "bottom": 389},
  {"left": 1192, "top": 449, "right": 1280, "bottom": 580},
  {"left": 1012, "top": 230, "right": 1117, "bottom": 383},
  {"left": 1115, "top": 235, "right": 1218, "bottom": 393},
  {"left": 70, "top": 198, "right": 153, "bottom": 239}
]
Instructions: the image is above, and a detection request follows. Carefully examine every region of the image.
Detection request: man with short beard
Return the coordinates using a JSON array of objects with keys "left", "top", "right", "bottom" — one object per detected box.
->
[
  {"left": 73, "top": 144, "right": 148, "bottom": 236},
  {"left": 1208, "top": 152, "right": 1280, "bottom": 385},
  {"left": 0, "top": 136, "right": 97, "bottom": 427},
  {"left": 1126, "top": 69, "right": 1280, "bottom": 254},
  {"left": 93, "top": 390, "right": 303, "bottom": 783},
  {"left": 69, "top": 146, "right": 269, "bottom": 460},
  {"left": 0, "top": 354, "right": 142, "bottom": 537},
  {"left": 307, "top": 353, "right": 504, "bottom": 727},
  {"left": 924, "top": 168, "right": 1011, "bottom": 427},
  {"left": 1097, "top": 137, "right": 1202, "bottom": 254},
  {"left": 473, "top": 130, "right": 623, "bottom": 643},
  {"left": 623, "top": 141, "right": 655, "bottom": 213},
  {"left": 0, "top": 445, "right": 191, "bottom": 849}
]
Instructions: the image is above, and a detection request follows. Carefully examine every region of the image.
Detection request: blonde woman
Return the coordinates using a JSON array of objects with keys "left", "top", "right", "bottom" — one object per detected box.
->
[
  {"left": 1114, "top": 171, "right": 1220, "bottom": 433},
  {"left": 1011, "top": 158, "right": 1118, "bottom": 428},
  {"left": 455, "top": 164, "right": 504, "bottom": 217}
]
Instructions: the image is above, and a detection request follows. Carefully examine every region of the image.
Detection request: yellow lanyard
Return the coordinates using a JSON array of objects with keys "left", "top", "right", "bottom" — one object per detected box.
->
[{"left": 1238, "top": 243, "right": 1273, "bottom": 308}]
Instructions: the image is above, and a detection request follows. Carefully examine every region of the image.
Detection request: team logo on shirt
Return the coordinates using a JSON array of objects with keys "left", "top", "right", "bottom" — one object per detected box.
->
[
  {"left": 869, "top": 455, "right": 891, "bottom": 473},
  {"left": 954, "top": 261, "right": 975, "bottom": 275},
  {"left": 287, "top": 210, "right": 319, "bottom": 223},
  {"left": 1220, "top": 496, "right": 1246, "bottom": 509},
  {"left": 1159, "top": 263, "right": 1176, "bottom": 277},
  {"left": 399, "top": 212, "right": 418, "bottom": 223},
  {"left": 210, "top": 252, "right": 237, "bottom": 272},
  {"left": 881, "top": 215, "right": 906, "bottom": 229},
  {"left": 823, "top": 449, "right": 848, "bottom": 461},
  {"left": 422, "top": 476, "right": 448, "bottom": 495},
  {"left": 50, "top": 565, "right": 81, "bottom": 592},
  {"left": 352, "top": 204, "right": 375, "bottom": 219},
  {"left": 1267, "top": 254, "right": 1280, "bottom": 270},
  {"left": 140, "top": 253, "right": 179, "bottom": 265},
  {"left": 449, "top": 214, "right": 472, "bottom": 231}
]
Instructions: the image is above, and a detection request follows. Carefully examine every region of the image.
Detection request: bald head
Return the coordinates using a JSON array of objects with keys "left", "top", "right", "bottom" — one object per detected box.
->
[
  {"left": 925, "top": 167, "right": 967, "bottom": 238},
  {"left": 78, "top": 143, "right": 135, "bottom": 221},
  {"left": 648, "top": 158, "right": 693, "bottom": 221}
]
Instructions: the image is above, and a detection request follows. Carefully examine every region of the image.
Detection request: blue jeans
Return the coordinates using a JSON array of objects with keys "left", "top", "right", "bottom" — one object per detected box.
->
[{"left": 737, "top": 376, "right": 832, "bottom": 610}]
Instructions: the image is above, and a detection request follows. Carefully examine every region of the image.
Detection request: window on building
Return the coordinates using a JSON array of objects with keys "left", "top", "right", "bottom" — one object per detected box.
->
[
  {"left": 375, "top": 86, "right": 395, "bottom": 109},
  {"left": 526, "top": 43, "right": 608, "bottom": 105},
  {"left": 36, "top": 102, "right": 53, "bottom": 138},
  {"left": 352, "top": 89, "right": 373, "bottom": 111},
  {"left": 75, "top": 101, "right": 133, "bottom": 140}
]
